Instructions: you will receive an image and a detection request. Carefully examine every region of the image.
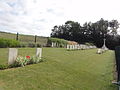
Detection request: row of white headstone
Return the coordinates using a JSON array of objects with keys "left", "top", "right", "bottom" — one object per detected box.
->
[
  {"left": 8, "top": 48, "right": 42, "bottom": 65},
  {"left": 66, "top": 44, "right": 96, "bottom": 50},
  {"left": 51, "top": 42, "right": 65, "bottom": 47},
  {"left": 51, "top": 42, "right": 57, "bottom": 47}
]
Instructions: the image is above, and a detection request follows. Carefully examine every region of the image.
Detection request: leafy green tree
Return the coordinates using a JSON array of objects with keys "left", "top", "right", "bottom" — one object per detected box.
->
[
  {"left": 89, "top": 18, "right": 109, "bottom": 47},
  {"left": 51, "top": 21, "right": 81, "bottom": 43},
  {"left": 109, "top": 20, "right": 119, "bottom": 36}
]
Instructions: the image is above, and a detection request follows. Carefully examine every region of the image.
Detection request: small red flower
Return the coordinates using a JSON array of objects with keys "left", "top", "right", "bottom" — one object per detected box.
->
[{"left": 26, "top": 56, "right": 30, "bottom": 59}]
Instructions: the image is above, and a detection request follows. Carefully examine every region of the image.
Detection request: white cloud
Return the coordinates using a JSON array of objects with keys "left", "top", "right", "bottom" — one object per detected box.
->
[{"left": 0, "top": 0, "right": 120, "bottom": 36}]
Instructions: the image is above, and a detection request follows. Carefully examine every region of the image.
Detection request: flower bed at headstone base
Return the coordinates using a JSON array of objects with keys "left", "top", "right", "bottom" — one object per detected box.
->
[{"left": 0, "top": 55, "right": 43, "bottom": 70}]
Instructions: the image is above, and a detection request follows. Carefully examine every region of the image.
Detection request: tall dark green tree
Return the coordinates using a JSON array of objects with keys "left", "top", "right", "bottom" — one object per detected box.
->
[
  {"left": 90, "top": 18, "right": 109, "bottom": 47},
  {"left": 51, "top": 21, "right": 82, "bottom": 43}
]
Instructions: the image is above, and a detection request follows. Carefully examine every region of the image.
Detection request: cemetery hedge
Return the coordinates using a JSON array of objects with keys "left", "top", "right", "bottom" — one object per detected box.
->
[
  {"left": 0, "top": 48, "right": 117, "bottom": 90},
  {"left": 48, "top": 37, "right": 67, "bottom": 47},
  {"left": 19, "top": 42, "right": 42, "bottom": 48},
  {"left": 0, "top": 38, "right": 20, "bottom": 48},
  {"left": 85, "top": 42, "right": 94, "bottom": 46}
]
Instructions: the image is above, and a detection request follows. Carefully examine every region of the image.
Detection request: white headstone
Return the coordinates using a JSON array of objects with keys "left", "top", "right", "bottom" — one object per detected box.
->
[
  {"left": 97, "top": 49, "right": 102, "bottom": 54},
  {"left": 87, "top": 46, "right": 90, "bottom": 49},
  {"left": 56, "top": 43, "right": 59, "bottom": 47},
  {"left": 89, "top": 46, "right": 92, "bottom": 49},
  {"left": 87, "top": 46, "right": 89, "bottom": 49},
  {"left": 54, "top": 43, "right": 57, "bottom": 47},
  {"left": 52, "top": 42, "right": 54, "bottom": 47},
  {"left": 36, "top": 48, "right": 42, "bottom": 59},
  {"left": 93, "top": 46, "right": 96, "bottom": 48},
  {"left": 67, "top": 45, "right": 69, "bottom": 50},
  {"left": 77, "top": 45, "right": 80, "bottom": 50},
  {"left": 79, "top": 45, "right": 81, "bottom": 49},
  {"left": 79, "top": 45, "right": 82, "bottom": 50},
  {"left": 83, "top": 45, "right": 85, "bottom": 50},
  {"left": 53, "top": 43, "right": 55, "bottom": 47},
  {"left": 75, "top": 45, "right": 77, "bottom": 50},
  {"left": 70, "top": 45, "right": 72, "bottom": 50},
  {"left": 8, "top": 48, "right": 18, "bottom": 65},
  {"left": 86, "top": 46, "right": 88, "bottom": 49},
  {"left": 72, "top": 45, "right": 75, "bottom": 50}
]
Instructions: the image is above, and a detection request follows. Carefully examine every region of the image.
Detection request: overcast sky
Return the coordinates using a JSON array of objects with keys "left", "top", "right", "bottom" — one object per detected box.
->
[{"left": 0, "top": 0, "right": 120, "bottom": 36}]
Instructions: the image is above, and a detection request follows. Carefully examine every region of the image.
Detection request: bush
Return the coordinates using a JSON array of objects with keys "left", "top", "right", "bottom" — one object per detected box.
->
[
  {"left": 0, "top": 64, "right": 8, "bottom": 70},
  {"left": 29, "top": 56, "right": 42, "bottom": 64},
  {"left": 19, "top": 42, "right": 27, "bottom": 47},
  {"left": 85, "top": 42, "right": 94, "bottom": 46},
  {"left": 0, "top": 55, "right": 43, "bottom": 70},
  {"left": 14, "top": 56, "right": 43, "bottom": 67},
  {"left": 0, "top": 38, "right": 20, "bottom": 48},
  {"left": 28, "top": 43, "right": 36, "bottom": 47},
  {"left": 48, "top": 38, "right": 67, "bottom": 47},
  {"left": 15, "top": 56, "right": 30, "bottom": 67},
  {"left": 36, "top": 43, "right": 42, "bottom": 47},
  {"left": 9, "top": 63, "right": 21, "bottom": 68}
]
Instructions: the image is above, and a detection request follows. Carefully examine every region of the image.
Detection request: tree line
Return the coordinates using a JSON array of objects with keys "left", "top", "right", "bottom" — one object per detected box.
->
[{"left": 50, "top": 18, "right": 120, "bottom": 50}]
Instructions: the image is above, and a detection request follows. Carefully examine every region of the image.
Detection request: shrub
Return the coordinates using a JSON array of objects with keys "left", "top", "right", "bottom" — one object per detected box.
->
[
  {"left": 15, "top": 56, "right": 30, "bottom": 67},
  {"left": 48, "top": 38, "right": 67, "bottom": 47},
  {"left": 14, "top": 56, "right": 43, "bottom": 67},
  {"left": 9, "top": 63, "right": 21, "bottom": 68},
  {"left": 28, "top": 43, "right": 36, "bottom": 47},
  {"left": 0, "top": 55, "right": 43, "bottom": 70},
  {"left": 29, "top": 56, "right": 42, "bottom": 64},
  {"left": 36, "top": 43, "right": 42, "bottom": 47},
  {"left": 19, "top": 42, "right": 27, "bottom": 47},
  {"left": 0, "top": 38, "right": 20, "bottom": 48},
  {"left": 85, "top": 42, "right": 94, "bottom": 46},
  {"left": 0, "top": 64, "right": 8, "bottom": 70},
  {"left": 18, "top": 42, "right": 42, "bottom": 48}
]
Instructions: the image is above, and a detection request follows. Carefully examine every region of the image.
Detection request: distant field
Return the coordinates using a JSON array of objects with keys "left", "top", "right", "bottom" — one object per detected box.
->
[
  {"left": 0, "top": 48, "right": 117, "bottom": 90},
  {"left": 0, "top": 31, "right": 48, "bottom": 46}
]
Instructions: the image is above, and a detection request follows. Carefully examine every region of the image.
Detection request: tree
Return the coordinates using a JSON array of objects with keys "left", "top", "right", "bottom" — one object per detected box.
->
[
  {"left": 109, "top": 20, "right": 119, "bottom": 36},
  {"left": 86, "top": 18, "right": 109, "bottom": 47},
  {"left": 50, "top": 19, "right": 120, "bottom": 50},
  {"left": 51, "top": 25, "right": 59, "bottom": 37},
  {"left": 106, "top": 35, "right": 120, "bottom": 50},
  {"left": 51, "top": 21, "right": 81, "bottom": 43}
]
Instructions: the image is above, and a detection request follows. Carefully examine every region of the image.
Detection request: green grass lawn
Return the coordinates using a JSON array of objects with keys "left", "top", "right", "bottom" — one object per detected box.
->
[{"left": 0, "top": 48, "right": 117, "bottom": 90}]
